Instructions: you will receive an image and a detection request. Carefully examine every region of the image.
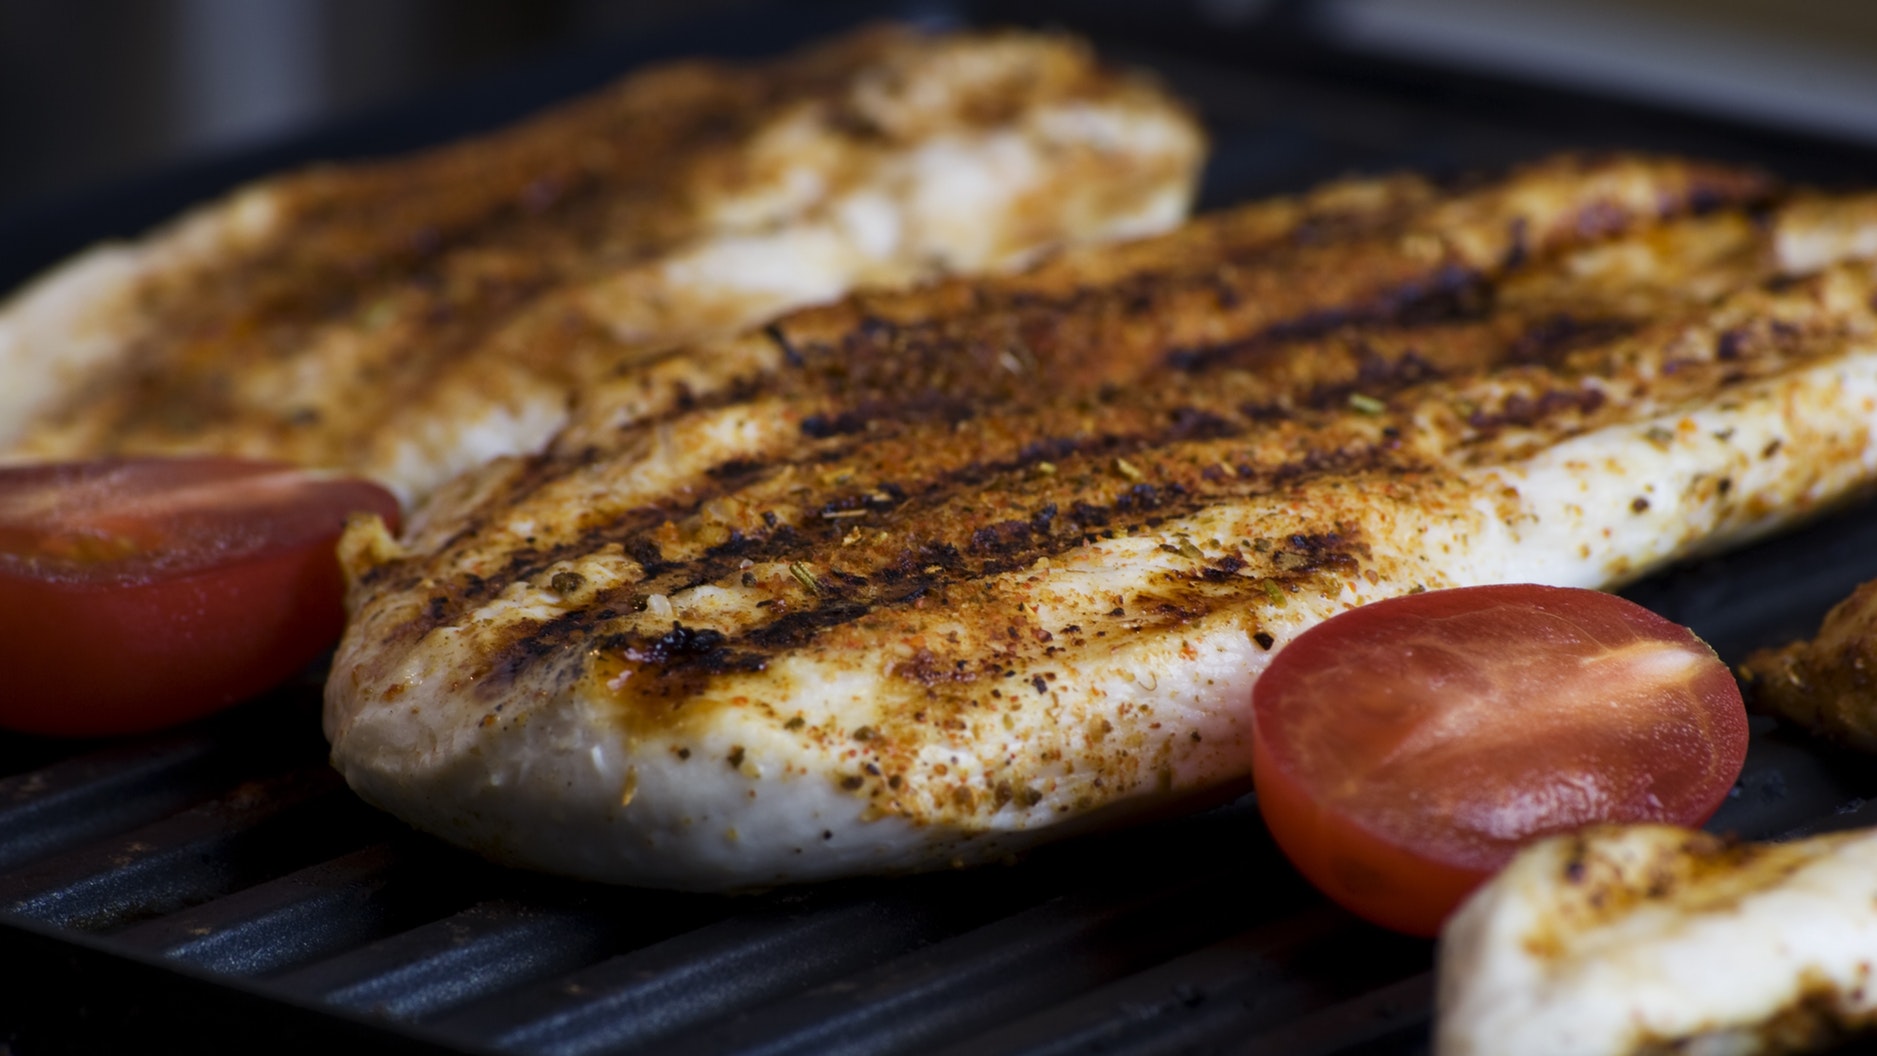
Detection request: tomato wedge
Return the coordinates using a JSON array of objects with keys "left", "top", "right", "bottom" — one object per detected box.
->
[
  {"left": 1250, "top": 584, "right": 1748, "bottom": 937},
  {"left": 0, "top": 458, "right": 399, "bottom": 737}
]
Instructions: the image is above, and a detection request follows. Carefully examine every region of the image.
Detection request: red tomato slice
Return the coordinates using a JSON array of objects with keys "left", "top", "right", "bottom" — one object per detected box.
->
[
  {"left": 0, "top": 458, "right": 399, "bottom": 737},
  {"left": 1250, "top": 583, "right": 1748, "bottom": 937}
]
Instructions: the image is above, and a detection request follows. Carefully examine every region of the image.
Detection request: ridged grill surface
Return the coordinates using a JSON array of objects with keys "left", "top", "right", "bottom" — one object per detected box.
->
[{"left": 9, "top": 3, "right": 1877, "bottom": 1053}]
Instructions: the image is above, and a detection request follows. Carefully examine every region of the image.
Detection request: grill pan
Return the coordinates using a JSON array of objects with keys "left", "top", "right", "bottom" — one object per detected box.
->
[{"left": 7, "top": 3, "right": 1877, "bottom": 1052}]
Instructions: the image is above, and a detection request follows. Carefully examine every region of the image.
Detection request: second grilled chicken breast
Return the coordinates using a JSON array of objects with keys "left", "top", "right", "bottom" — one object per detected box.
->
[
  {"left": 328, "top": 154, "right": 1877, "bottom": 889},
  {"left": 0, "top": 26, "right": 1202, "bottom": 506},
  {"left": 1438, "top": 824, "right": 1877, "bottom": 1055}
]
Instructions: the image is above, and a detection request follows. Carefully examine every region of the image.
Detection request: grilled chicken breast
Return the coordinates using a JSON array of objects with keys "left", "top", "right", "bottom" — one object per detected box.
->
[
  {"left": 0, "top": 26, "right": 1201, "bottom": 505},
  {"left": 1743, "top": 580, "right": 1877, "bottom": 751},
  {"left": 327, "top": 154, "right": 1877, "bottom": 889},
  {"left": 1438, "top": 824, "right": 1877, "bottom": 1055}
]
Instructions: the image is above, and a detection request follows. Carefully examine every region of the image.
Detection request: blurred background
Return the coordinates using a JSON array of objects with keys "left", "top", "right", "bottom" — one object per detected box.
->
[
  {"left": 3, "top": 0, "right": 1875, "bottom": 226},
  {"left": 0, "top": 0, "right": 771, "bottom": 218}
]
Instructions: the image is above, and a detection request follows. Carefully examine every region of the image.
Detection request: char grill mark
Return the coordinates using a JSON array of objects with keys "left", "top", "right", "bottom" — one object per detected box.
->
[
  {"left": 471, "top": 263, "right": 1877, "bottom": 697},
  {"left": 1508, "top": 314, "right": 1647, "bottom": 365},
  {"left": 426, "top": 365, "right": 1389, "bottom": 625},
  {"left": 368, "top": 155, "right": 1796, "bottom": 688},
  {"left": 585, "top": 517, "right": 1371, "bottom": 706},
  {"left": 534, "top": 155, "right": 1778, "bottom": 459},
  {"left": 73, "top": 47, "right": 813, "bottom": 445},
  {"left": 415, "top": 290, "right": 1700, "bottom": 622},
  {"left": 763, "top": 156, "right": 1767, "bottom": 393},
  {"left": 458, "top": 377, "right": 1531, "bottom": 694},
  {"left": 467, "top": 423, "right": 1422, "bottom": 695}
]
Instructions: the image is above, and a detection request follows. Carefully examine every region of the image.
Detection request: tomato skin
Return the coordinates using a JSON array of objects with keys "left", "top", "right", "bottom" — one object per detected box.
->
[
  {"left": 1253, "top": 729, "right": 1486, "bottom": 936},
  {"left": 0, "top": 458, "right": 399, "bottom": 737},
  {"left": 1250, "top": 584, "right": 1749, "bottom": 937}
]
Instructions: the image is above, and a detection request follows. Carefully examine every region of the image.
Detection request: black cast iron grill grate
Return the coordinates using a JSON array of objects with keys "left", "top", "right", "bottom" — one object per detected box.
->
[
  {"left": 9, "top": 4, "right": 1877, "bottom": 1052},
  {"left": 0, "top": 686, "right": 1448, "bottom": 1056}
]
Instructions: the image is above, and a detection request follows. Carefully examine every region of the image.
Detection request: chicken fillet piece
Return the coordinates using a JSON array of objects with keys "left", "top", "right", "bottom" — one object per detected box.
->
[{"left": 0, "top": 25, "right": 1203, "bottom": 505}]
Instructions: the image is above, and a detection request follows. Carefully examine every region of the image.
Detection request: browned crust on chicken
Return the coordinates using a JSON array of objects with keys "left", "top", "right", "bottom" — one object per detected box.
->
[
  {"left": 325, "top": 148, "right": 1877, "bottom": 885},
  {"left": 347, "top": 152, "right": 1778, "bottom": 731},
  {"left": 3, "top": 25, "right": 1203, "bottom": 503}
]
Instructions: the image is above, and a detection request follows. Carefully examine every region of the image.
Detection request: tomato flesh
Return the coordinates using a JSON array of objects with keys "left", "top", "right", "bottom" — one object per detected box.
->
[
  {"left": 0, "top": 458, "right": 399, "bottom": 736},
  {"left": 1250, "top": 584, "right": 1748, "bottom": 937}
]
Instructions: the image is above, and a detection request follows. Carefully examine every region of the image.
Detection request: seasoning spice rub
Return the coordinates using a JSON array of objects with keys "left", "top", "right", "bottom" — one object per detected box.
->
[
  {"left": 0, "top": 25, "right": 1203, "bottom": 505},
  {"left": 1438, "top": 824, "right": 1877, "bottom": 1056},
  {"left": 327, "top": 153, "right": 1877, "bottom": 889}
]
